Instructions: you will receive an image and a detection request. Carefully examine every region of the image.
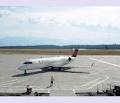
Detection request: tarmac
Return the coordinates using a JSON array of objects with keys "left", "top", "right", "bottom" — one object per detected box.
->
[{"left": 0, "top": 54, "right": 120, "bottom": 96}]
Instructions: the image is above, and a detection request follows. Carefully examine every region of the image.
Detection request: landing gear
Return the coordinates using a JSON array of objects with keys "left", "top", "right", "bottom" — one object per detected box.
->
[
  {"left": 58, "top": 67, "right": 62, "bottom": 71},
  {"left": 24, "top": 70, "right": 27, "bottom": 75},
  {"left": 48, "top": 66, "right": 54, "bottom": 71}
]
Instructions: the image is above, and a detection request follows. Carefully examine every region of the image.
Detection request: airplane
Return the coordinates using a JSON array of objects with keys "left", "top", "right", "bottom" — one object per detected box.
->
[{"left": 18, "top": 49, "right": 79, "bottom": 75}]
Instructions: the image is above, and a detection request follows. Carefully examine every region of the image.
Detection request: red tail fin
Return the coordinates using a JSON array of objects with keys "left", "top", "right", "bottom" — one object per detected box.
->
[{"left": 72, "top": 49, "right": 79, "bottom": 57}]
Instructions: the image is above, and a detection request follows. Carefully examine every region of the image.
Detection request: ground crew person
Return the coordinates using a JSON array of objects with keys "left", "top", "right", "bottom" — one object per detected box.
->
[
  {"left": 46, "top": 75, "right": 55, "bottom": 88},
  {"left": 50, "top": 75, "right": 54, "bottom": 87},
  {"left": 91, "top": 63, "right": 95, "bottom": 68},
  {"left": 26, "top": 85, "right": 32, "bottom": 94}
]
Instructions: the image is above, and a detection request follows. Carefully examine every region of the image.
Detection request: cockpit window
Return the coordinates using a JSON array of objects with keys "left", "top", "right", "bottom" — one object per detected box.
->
[{"left": 23, "top": 61, "right": 32, "bottom": 64}]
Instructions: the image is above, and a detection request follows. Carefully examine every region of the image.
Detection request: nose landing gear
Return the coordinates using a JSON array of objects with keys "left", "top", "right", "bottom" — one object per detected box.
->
[{"left": 24, "top": 70, "right": 27, "bottom": 75}]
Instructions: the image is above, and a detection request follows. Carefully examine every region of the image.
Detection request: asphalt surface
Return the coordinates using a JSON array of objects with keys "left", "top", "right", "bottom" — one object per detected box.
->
[{"left": 0, "top": 54, "right": 120, "bottom": 96}]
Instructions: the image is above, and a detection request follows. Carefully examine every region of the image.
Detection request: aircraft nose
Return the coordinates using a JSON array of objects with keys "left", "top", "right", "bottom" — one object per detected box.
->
[{"left": 18, "top": 65, "right": 26, "bottom": 71}]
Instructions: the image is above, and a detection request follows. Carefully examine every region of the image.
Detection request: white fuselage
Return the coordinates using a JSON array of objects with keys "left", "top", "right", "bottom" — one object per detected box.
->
[{"left": 18, "top": 56, "right": 75, "bottom": 71}]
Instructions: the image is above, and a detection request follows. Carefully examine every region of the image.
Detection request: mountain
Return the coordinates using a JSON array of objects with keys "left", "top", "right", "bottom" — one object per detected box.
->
[{"left": 0, "top": 36, "right": 120, "bottom": 49}]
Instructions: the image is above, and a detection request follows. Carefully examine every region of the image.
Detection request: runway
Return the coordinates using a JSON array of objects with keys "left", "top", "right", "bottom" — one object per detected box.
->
[{"left": 0, "top": 54, "right": 120, "bottom": 96}]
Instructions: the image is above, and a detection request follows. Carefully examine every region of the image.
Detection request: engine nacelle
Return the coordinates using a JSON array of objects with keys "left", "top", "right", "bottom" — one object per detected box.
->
[{"left": 68, "top": 57, "right": 72, "bottom": 61}]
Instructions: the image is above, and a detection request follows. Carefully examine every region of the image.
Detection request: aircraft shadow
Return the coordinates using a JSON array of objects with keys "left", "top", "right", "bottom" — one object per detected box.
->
[
  {"left": 12, "top": 67, "right": 90, "bottom": 77},
  {"left": 12, "top": 70, "right": 47, "bottom": 77},
  {"left": 50, "top": 70, "right": 90, "bottom": 74}
]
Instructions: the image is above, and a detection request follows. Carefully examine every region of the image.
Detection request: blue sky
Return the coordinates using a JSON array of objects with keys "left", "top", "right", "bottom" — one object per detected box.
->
[{"left": 0, "top": 6, "right": 120, "bottom": 46}]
